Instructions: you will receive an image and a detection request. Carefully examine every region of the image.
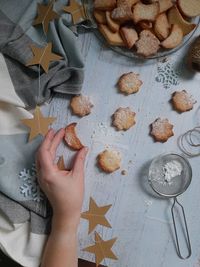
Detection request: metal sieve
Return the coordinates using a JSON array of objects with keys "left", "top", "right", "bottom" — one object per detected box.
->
[{"left": 148, "top": 153, "right": 192, "bottom": 259}]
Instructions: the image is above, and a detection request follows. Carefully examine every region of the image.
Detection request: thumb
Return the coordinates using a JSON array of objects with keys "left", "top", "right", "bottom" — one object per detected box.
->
[{"left": 72, "top": 147, "right": 88, "bottom": 177}]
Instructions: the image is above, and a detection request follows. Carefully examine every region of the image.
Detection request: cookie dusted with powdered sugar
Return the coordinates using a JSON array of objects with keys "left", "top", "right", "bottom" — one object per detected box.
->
[
  {"left": 111, "top": 5, "right": 133, "bottom": 23},
  {"left": 135, "top": 30, "right": 160, "bottom": 57},
  {"left": 150, "top": 118, "right": 174, "bottom": 142},
  {"left": 112, "top": 107, "right": 136, "bottom": 131},
  {"left": 171, "top": 90, "right": 196, "bottom": 113},
  {"left": 98, "top": 149, "right": 121, "bottom": 173},
  {"left": 118, "top": 72, "right": 142, "bottom": 95},
  {"left": 70, "top": 95, "right": 93, "bottom": 117}
]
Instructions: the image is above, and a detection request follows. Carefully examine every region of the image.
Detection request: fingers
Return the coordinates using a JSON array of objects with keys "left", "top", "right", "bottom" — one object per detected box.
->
[
  {"left": 36, "top": 128, "right": 56, "bottom": 172},
  {"left": 36, "top": 148, "right": 54, "bottom": 172},
  {"left": 50, "top": 128, "right": 65, "bottom": 156},
  {"left": 37, "top": 128, "right": 88, "bottom": 176},
  {"left": 40, "top": 129, "right": 55, "bottom": 151},
  {"left": 72, "top": 147, "right": 88, "bottom": 177}
]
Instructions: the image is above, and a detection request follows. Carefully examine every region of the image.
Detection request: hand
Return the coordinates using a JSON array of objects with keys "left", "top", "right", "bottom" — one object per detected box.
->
[{"left": 36, "top": 128, "right": 88, "bottom": 232}]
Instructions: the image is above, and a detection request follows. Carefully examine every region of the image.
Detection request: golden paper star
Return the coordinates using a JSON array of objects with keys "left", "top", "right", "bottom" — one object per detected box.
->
[
  {"left": 33, "top": 1, "right": 59, "bottom": 34},
  {"left": 57, "top": 156, "right": 65, "bottom": 170},
  {"left": 81, "top": 198, "right": 112, "bottom": 234},
  {"left": 83, "top": 232, "right": 118, "bottom": 266},
  {"left": 26, "top": 43, "right": 63, "bottom": 73},
  {"left": 21, "top": 106, "right": 56, "bottom": 142},
  {"left": 63, "top": 0, "right": 86, "bottom": 24}
]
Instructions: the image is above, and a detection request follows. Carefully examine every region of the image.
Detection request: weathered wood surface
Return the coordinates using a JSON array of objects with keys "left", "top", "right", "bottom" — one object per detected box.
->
[{"left": 44, "top": 27, "right": 200, "bottom": 267}]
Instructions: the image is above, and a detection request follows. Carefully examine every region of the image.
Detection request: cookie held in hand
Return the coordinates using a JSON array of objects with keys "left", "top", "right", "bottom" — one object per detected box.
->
[
  {"left": 64, "top": 123, "right": 84, "bottom": 150},
  {"left": 112, "top": 107, "right": 136, "bottom": 131},
  {"left": 150, "top": 118, "right": 174, "bottom": 142},
  {"left": 98, "top": 149, "right": 121, "bottom": 173}
]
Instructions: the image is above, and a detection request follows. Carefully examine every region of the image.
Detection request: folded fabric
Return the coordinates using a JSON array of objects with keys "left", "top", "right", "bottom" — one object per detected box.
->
[
  {"left": 0, "top": 53, "right": 51, "bottom": 266},
  {"left": 0, "top": 53, "right": 50, "bottom": 217},
  {"left": 0, "top": 193, "right": 48, "bottom": 267},
  {"left": 0, "top": 0, "right": 84, "bottom": 108},
  {"left": 0, "top": 1, "right": 86, "bottom": 265}
]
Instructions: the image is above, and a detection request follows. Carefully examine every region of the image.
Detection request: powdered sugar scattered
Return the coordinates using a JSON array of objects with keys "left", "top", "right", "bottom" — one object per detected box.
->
[
  {"left": 150, "top": 160, "right": 183, "bottom": 186},
  {"left": 163, "top": 160, "right": 183, "bottom": 184},
  {"left": 144, "top": 199, "right": 153, "bottom": 206},
  {"left": 152, "top": 118, "right": 170, "bottom": 134}
]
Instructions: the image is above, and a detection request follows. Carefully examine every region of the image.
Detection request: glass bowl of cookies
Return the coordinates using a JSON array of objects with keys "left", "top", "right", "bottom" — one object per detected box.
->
[{"left": 82, "top": 0, "right": 200, "bottom": 59}]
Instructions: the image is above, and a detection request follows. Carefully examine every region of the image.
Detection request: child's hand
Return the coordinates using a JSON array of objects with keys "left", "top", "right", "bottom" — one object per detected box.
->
[{"left": 36, "top": 128, "right": 88, "bottom": 232}]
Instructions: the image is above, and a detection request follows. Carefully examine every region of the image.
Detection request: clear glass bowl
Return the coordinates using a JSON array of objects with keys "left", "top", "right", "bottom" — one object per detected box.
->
[{"left": 82, "top": 0, "right": 200, "bottom": 59}]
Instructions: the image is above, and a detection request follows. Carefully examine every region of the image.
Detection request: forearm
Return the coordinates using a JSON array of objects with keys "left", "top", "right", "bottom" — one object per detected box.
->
[{"left": 41, "top": 216, "right": 78, "bottom": 267}]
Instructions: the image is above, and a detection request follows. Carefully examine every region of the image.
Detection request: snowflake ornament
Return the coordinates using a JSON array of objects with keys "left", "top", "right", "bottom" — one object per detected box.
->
[
  {"left": 19, "top": 164, "right": 44, "bottom": 203},
  {"left": 155, "top": 62, "right": 180, "bottom": 89}
]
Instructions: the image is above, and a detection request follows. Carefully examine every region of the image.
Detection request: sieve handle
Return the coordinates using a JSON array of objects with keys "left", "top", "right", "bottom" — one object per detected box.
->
[{"left": 171, "top": 197, "right": 192, "bottom": 259}]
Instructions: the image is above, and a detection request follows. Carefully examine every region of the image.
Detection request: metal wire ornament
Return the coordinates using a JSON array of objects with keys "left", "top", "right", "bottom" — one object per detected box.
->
[{"left": 178, "top": 127, "right": 200, "bottom": 157}]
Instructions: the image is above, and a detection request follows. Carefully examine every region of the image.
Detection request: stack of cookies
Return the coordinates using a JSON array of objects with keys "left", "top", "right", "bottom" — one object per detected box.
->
[{"left": 93, "top": 0, "right": 200, "bottom": 57}]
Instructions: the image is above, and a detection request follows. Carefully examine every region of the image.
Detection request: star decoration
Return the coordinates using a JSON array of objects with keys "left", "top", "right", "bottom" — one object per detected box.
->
[
  {"left": 26, "top": 43, "right": 63, "bottom": 73},
  {"left": 21, "top": 106, "right": 56, "bottom": 142},
  {"left": 83, "top": 232, "right": 118, "bottom": 266},
  {"left": 33, "top": 1, "right": 59, "bottom": 34},
  {"left": 63, "top": 0, "right": 86, "bottom": 25},
  {"left": 81, "top": 198, "right": 112, "bottom": 234},
  {"left": 57, "top": 156, "right": 65, "bottom": 170}
]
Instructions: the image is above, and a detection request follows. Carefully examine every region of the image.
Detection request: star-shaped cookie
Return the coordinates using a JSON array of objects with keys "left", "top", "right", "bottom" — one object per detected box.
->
[
  {"left": 33, "top": 1, "right": 59, "bottom": 34},
  {"left": 150, "top": 118, "right": 174, "bottom": 143},
  {"left": 63, "top": 0, "right": 86, "bottom": 24},
  {"left": 26, "top": 43, "right": 63, "bottom": 73},
  {"left": 21, "top": 106, "right": 56, "bottom": 142},
  {"left": 81, "top": 197, "right": 112, "bottom": 234},
  {"left": 83, "top": 232, "right": 118, "bottom": 266}
]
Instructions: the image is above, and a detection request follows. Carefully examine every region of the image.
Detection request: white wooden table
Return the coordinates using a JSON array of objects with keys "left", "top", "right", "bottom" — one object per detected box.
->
[{"left": 44, "top": 27, "right": 200, "bottom": 267}]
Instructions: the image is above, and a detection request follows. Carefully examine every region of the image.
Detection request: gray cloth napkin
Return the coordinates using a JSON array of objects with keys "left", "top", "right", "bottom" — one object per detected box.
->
[
  {"left": 0, "top": 0, "right": 85, "bottom": 237},
  {"left": 0, "top": 0, "right": 84, "bottom": 108}
]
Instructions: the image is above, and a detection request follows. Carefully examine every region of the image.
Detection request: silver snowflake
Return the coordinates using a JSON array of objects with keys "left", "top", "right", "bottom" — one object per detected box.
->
[
  {"left": 155, "top": 62, "right": 180, "bottom": 89},
  {"left": 19, "top": 164, "right": 44, "bottom": 203}
]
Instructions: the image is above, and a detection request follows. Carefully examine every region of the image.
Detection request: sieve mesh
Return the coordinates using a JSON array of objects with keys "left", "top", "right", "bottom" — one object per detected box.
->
[{"left": 149, "top": 154, "right": 192, "bottom": 197}]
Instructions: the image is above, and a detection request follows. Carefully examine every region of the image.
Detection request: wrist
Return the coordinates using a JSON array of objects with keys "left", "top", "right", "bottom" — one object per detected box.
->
[
  {"left": 52, "top": 214, "right": 80, "bottom": 235},
  {"left": 50, "top": 222, "right": 78, "bottom": 247}
]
